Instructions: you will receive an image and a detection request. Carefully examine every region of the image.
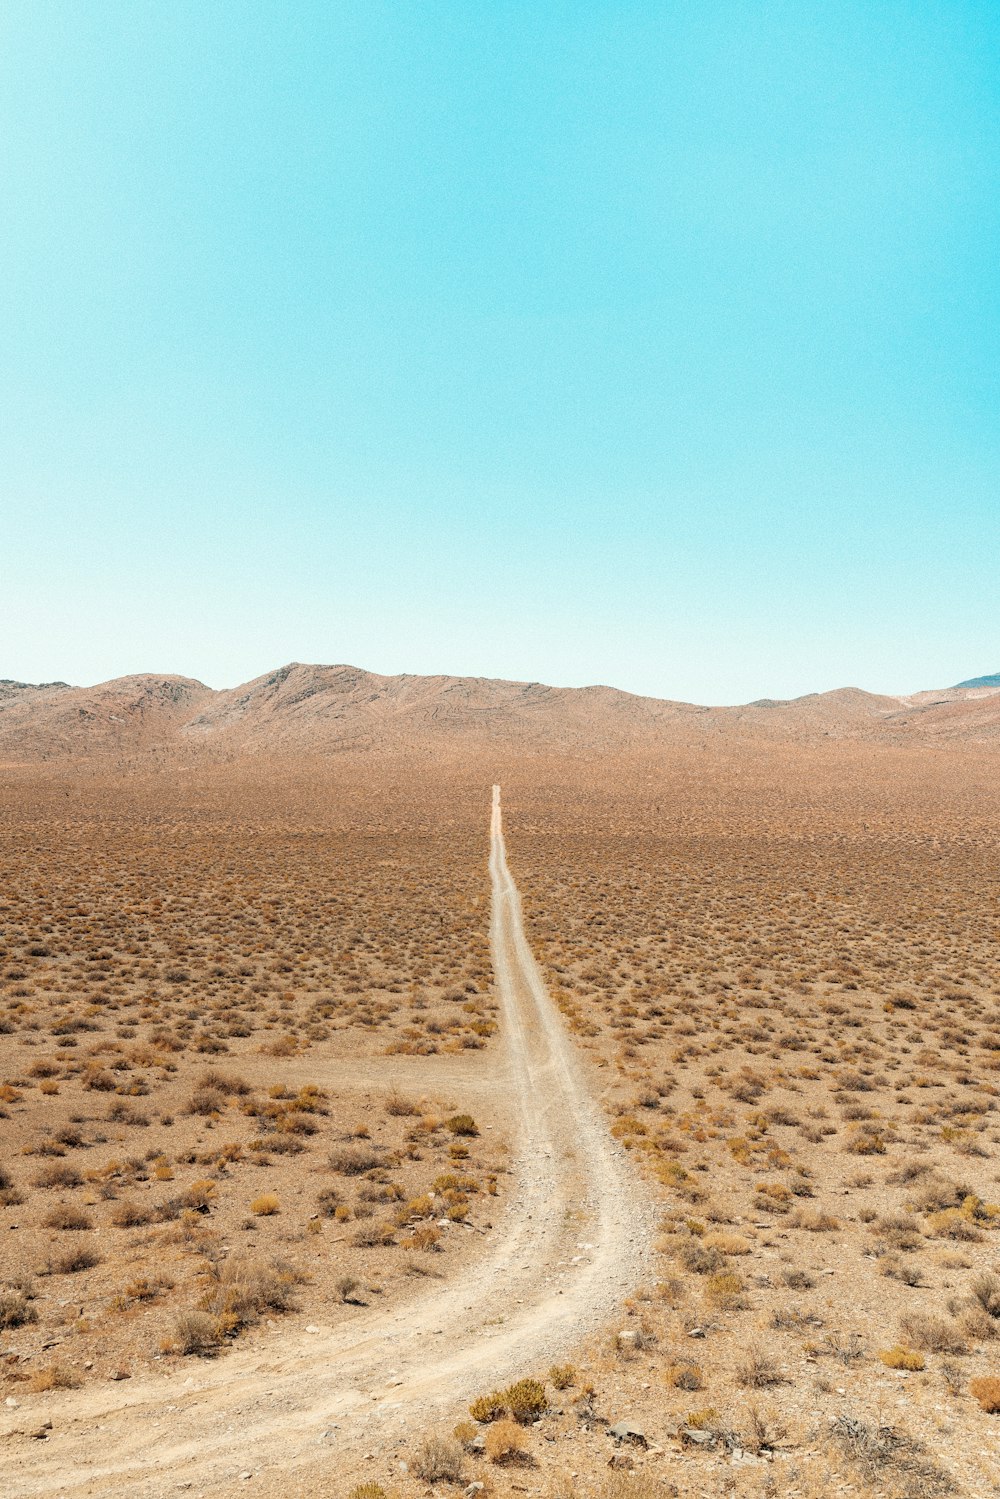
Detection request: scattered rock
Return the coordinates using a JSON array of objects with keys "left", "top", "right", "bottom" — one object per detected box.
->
[
  {"left": 464, "top": 1484, "right": 485, "bottom": 1497},
  {"left": 607, "top": 1453, "right": 635, "bottom": 1470},
  {"left": 609, "top": 1421, "right": 648, "bottom": 1447}
]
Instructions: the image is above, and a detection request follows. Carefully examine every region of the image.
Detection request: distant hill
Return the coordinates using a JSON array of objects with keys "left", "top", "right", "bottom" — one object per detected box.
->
[
  {"left": 1, "top": 662, "right": 999, "bottom": 764},
  {"left": 954, "top": 672, "right": 1000, "bottom": 689}
]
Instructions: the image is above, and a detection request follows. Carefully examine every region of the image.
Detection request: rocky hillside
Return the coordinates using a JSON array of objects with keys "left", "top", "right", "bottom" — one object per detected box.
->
[{"left": 1, "top": 662, "right": 999, "bottom": 764}]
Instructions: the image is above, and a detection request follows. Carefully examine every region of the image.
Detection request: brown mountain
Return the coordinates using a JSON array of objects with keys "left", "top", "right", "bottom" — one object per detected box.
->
[{"left": 1, "top": 662, "right": 999, "bottom": 765}]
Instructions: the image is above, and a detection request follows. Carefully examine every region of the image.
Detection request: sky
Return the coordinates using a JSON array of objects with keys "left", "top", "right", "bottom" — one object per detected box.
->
[{"left": 1, "top": 1, "right": 997, "bottom": 705}]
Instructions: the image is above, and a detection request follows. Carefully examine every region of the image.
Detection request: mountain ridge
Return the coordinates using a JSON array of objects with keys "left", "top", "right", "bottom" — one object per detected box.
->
[{"left": 1, "top": 661, "right": 999, "bottom": 762}]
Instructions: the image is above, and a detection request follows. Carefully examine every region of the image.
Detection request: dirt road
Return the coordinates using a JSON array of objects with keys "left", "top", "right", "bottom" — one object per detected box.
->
[{"left": 2, "top": 786, "right": 653, "bottom": 1497}]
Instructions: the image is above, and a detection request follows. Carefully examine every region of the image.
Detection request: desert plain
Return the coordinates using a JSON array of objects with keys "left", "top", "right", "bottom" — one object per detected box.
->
[{"left": 1, "top": 663, "right": 1000, "bottom": 1499}]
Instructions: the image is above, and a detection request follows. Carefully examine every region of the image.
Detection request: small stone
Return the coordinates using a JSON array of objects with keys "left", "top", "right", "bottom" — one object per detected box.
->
[
  {"left": 464, "top": 1484, "right": 485, "bottom": 1498},
  {"left": 5, "top": 1397, "right": 19, "bottom": 1408},
  {"left": 609, "top": 1421, "right": 647, "bottom": 1447},
  {"left": 305, "top": 1325, "right": 320, "bottom": 1334}
]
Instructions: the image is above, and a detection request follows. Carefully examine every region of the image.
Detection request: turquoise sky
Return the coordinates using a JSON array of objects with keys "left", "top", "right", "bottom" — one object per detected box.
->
[{"left": 2, "top": 2, "right": 997, "bottom": 704}]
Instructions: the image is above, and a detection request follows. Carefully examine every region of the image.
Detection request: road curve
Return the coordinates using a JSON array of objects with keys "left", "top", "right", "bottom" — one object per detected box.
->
[{"left": 3, "top": 786, "right": 653, "bottom": 1498}]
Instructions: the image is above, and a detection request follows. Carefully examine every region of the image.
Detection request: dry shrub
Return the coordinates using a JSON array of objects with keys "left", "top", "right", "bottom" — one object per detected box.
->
[
  {"left": 201, "top": 1254, "right": 301, "bottom": 1335},
  {"left": 900, "top": 1313, "right": 967, "bottom": 1355},
  {"left": 665, "top": 1361, "right": 703, "bottom": 1389},
  {"left": 829, "top": 1413, "right": 952, "bottom": 1494},
  {"left": 675, "top": 1237, "right": 724, "bottom": 1274},
  {"left": 702, "top": 1231, "right": 750, "bottom": 1255},
  {"left": 112, "top": 1199, "right": 152, "bottom": 1227},
  {"left": 879, "top": 1345, "right": 925, "bottom": 1371},
  {"left": 790, "top": 1209, "right": 839, "bottom": 1232},
  {"left": 969, "top": 1376, "right": 1000, "bottom": 1413},
  {"left": 705, "top": 1271, "right": 745, "bottom": 1309},
  {"left": 548, "top": 1363, "right": 575, "bottom": 1389},
  {"left": 352, "top": 1219, "right": 395, "bottom": 1247},
  {"left": 28, "top": 1363, "right": 81, "bottom": 1392},
  {"left": 0, "top": 1289, "right": 37, "bottom": 1328},
  {"left": 327, "top": 1143, "right": 383, "bottom": 1175},
  {"left": 33, "top": 1162, "right": 82, "bottom": 1189},
  {"left": 599, "top": 1477, "right": 663, "bottom": 1499},
  {"left": 971, "top": 1272, "right": 1000, "bottom": 1319},
  {"left": 43, "top": 1205, "right": 93, "bottom": 1231},
  {"left": 250, "top": 1194, "right": 280, "bottom": 1216},
  {"left": 739, "top": 1401, "right": 785, "bottom": 1455},
  {"left": 503, "top": 1377, "right": 547, "bottom": 1421},
  {"left": 470, "top": 1389, "right": 508, "bottom": 1423},
  {"left": 187, "top": 1087, "right": 225, "bottom": 1116},
  {"left": 198, "top": 1068, "right": 250, "bottom": 1095},
  {"left": 411, "top": 1433, "right": 464, "bottom": 1483},
  {"left": 735, "top": 1345, "right": 782, "bottom": 1387},
  {"left": 384, "top": 1090, "right": 418, "bottom": 1116},
  {"left": 45, "top": 1243, "right": 101, "bottom": 1275},
  {"left": 172, "top": 1309, "right": 217, "bottom": 1355},
  {"left": 485, "top": 1417, "right": 527, "bottom": 1463}
]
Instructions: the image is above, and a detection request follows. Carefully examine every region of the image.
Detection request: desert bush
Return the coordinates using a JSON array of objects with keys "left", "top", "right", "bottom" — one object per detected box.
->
[
  {"left": 411, "top": 1433, "right": 464, "bottom": 1482},
  {"left": 735, "top": 1346, "right": 782, "bottom": 1387},
  {"left": 0, "top": 1289, "right": 37, "bottom": 1328},
  {"left": 198, "top": 1069, "right": 250, "bottom": 1095},
  {"left": 675, "top": 1237, "right": 724, "bottom": 1274},
  {"left": 969, "top": 1376, "right": 1000, "bottom": 1413},
  {"left": 781, "top": 1267, "right": 814, "bottom": 1290},
  {"left": 971, "top": 1272, "right": 1000, "bottom": 1319},
  {"left": 43, "top": 1205, "right": 93, "bottom": 1231},
  {"left": 900, "top": 1313, "right": 967, "bottom": 1354},
  {"left": 173, "top": 1309, "right": 218, "bottom": 1354},
  {"left": 33, "top": 1161, "right": 82, "bottom": 1189},
  {"left": 187, "top": 1087, "right": 225, "bottom": 1116},
  {"left": 352, "top": 1219, "right": 395, "bottom": 1247},
  {"left": 384, "top": 1090, "right": 418, "bottom": 1116},
  {"left": 548, "top": 1363, "right": 575, "bottom": 1389},
  {"left": 348, "top": 1486, "right": 387, "bottom": 1499},
  {"left": 446, "top": 1113, "right": 478, "bottom": 1137},
  {"left": 201, "top": 1255, "right": 301, "bottom": 1335},
  {"left": 665, "top": 1361, "right": 703, "bottom": 1389},
  {"left": 112, "top": 1199, "right": 152, "bottom": 1227},
  {"left": 485, "top": 1417, "right": 527, "bottom": 1463},
  {"left": 250, "top": 1194, "right": 280, "bottom": 1216},
  {"left": 327, "top": 1143, "right": 383, "bottom": 1175},
  {"left": 879, "top": 1345, "right": 925, "bottom": 1371},
  {"left": 829, "top": 1412, "right": 951, "bottom": 1492},
  {"left": 335, "top": 1274, "right": 359, "bottom": 1302},
  {"left": 470, "top": 1389, "right": 508, "bottom": 1423},
  {"left": 28, "top": 1363, "right": 81, "bottom": 1391},
  {"left": 502, "top": 1377, "right": 547, "bottom": 1421},
  {"left": 44, "top": 1243, "right": 101, "bottom": 1275},
  {"left": 705, "top": 1271, "right": 745, "bottom": 1309}
]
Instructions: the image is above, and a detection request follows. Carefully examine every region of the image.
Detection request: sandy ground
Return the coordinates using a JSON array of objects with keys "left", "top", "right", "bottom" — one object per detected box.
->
[{"left": 1, "top": 787, "right": 654, "bottom": 1497}]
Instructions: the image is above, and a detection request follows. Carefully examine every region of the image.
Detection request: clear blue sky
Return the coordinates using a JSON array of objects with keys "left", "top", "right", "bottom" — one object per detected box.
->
[{"left": 1, "top": 2, "right": 997, "bottom": 704}]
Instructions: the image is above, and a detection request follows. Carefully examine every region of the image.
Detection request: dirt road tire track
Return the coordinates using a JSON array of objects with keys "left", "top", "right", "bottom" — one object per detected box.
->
[{"left": 2, "top": 786, "right": 653, "bottom": 1497}]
